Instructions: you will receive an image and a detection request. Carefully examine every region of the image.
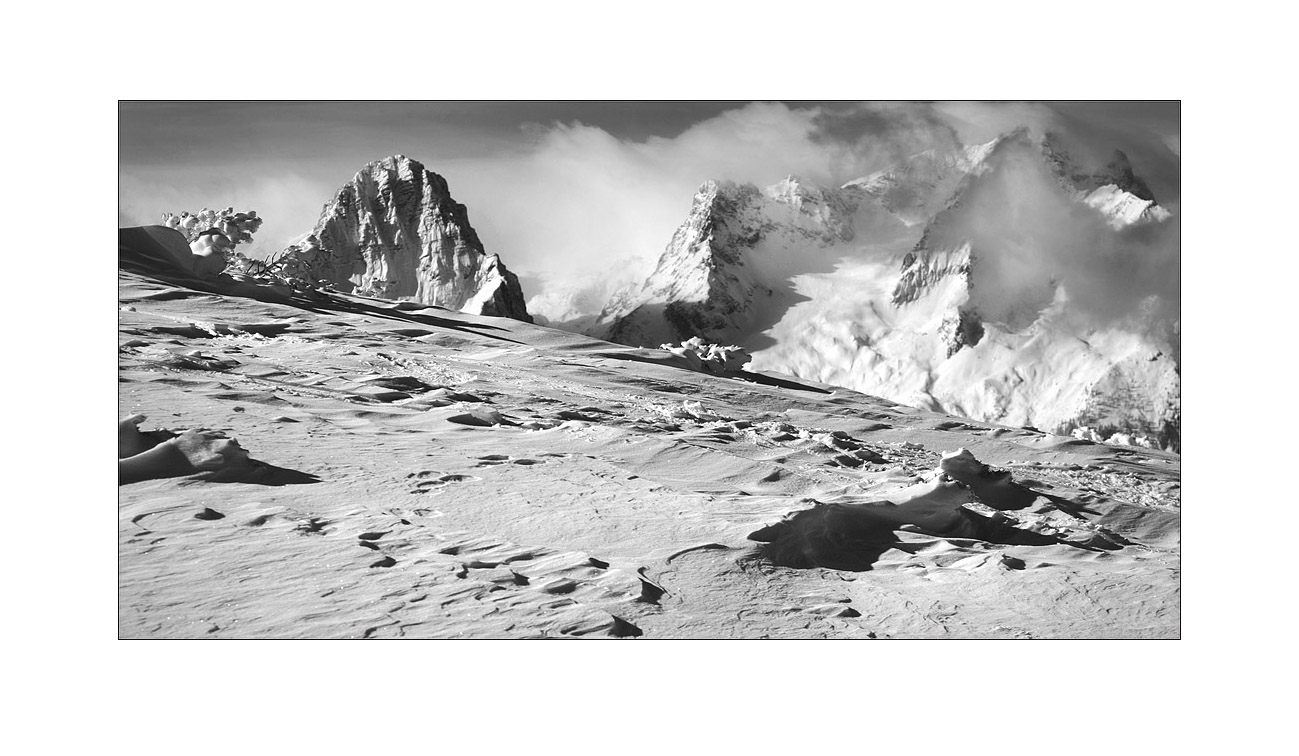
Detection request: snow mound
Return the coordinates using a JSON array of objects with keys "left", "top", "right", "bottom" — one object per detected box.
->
[{"left": 747, "top": 447, "right": 1107, "bottom": 570}]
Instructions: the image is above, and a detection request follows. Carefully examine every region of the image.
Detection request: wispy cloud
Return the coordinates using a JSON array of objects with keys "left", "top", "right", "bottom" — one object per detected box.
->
[
  {"left": 447, "top": 102, "right": 839, "bottom": 280},
  {"left": 118, "top": 102, "right": 1179, "bottom": 299}
]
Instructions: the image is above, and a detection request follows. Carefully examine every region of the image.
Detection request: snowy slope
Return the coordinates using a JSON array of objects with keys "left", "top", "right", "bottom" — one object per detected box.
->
[{"left": 117, "top": 252, "right": 1182, "bottom": 639}]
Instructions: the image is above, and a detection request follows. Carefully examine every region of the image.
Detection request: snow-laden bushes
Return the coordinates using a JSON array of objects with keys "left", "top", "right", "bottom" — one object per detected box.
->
[
  {"left": 157, "top": 207, "right": 330, "bottom": 292},
  {"left": 1070, "top": 425, "right": 1159, "bottom": 450},
  {"left": 652, "top": 400, "right": 729, "bottom": 422},
  {"left": 661, "top": 337, "right": 751, "bottom": 374},
  {"left": 162, "top": 207, "right": 263, "bottom": 246},
  {"left": 159, "top": 208, "right": 265, "bottom": 280},
  {"left": 225, "top": 235, "right": 332, "bottom": 292}
]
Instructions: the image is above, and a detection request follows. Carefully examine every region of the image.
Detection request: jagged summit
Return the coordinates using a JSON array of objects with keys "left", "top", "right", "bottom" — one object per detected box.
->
[
  {"left": 591, "top": 175, "right": 865, "bottom": 348},
  {"left": 1040, "top": 133, "right": 1169, "bottom": 227},
  {"left": 1041, "top": 133, "right": 1156, "bottom": 198},
  {"left": 292, "top": 155, "right": 531, "bottom": 321}
]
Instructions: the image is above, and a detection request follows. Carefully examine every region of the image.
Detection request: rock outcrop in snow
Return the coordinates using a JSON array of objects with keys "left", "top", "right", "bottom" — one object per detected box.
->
[
  {"left": 588, "top": 131, "right": 1181, "bottom": 450},
  {"left": 289, "top": 155, "right": 530, "bottom": 321}
]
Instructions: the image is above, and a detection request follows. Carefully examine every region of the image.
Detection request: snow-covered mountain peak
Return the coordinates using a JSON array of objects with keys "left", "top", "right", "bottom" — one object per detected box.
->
[
  {"left": 586, "top": 127, "right": 1180, "bottom": 449},
  {"left": 284, "top": 155, "right": 531, "bottom": 321},
  {"left": 1039, "top": 133, "right": 1171, "bottom": 228}
]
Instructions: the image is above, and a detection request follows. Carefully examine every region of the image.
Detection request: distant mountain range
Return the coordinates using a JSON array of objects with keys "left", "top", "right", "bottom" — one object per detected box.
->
[
  {"left": 582, "top": 130, "right": 1180, "bottom": 449},
  {"left": 282, "top": 137, "right": 1179, "bottom": 449}
]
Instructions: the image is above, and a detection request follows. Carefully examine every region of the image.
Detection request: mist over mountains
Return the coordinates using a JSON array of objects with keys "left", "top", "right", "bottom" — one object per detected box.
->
[
  {"left": 119, "top": 102, "right": 1179, "bottom": 448},
  {"left": 562, "top": 126, "right": 1178, "bottom": 448},
  {"left": 119, "top": 102, "right": 1179, "bottom": 279}
]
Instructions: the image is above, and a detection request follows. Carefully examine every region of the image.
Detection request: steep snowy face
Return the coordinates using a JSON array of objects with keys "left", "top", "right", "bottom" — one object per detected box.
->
[
  {"left": 591, "top": 180, "right": 764, "bottom": 346},
  {"left": 591, "top": 131, "right": 1180, "bottom": 450},
  {"left": 591, "top": 177, "right": 866, "bottom": 347},
  {"left": 302, "top": 156, "right": 530, "bottom": 321}
]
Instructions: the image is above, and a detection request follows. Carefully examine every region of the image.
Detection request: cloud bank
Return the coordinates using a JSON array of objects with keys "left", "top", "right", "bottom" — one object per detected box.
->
[
  {"left": 448, "top": 102, "right": 1179, "bottom": 293},
  {"left": 445, "top": 102, "right": 839, "bottom": 282},
  {"left": 926, "top": 137, "right": 1181, "bottom": 334}
]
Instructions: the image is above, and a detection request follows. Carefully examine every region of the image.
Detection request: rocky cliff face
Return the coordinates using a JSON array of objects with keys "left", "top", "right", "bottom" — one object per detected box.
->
[
  {"left": 589, "top": 131, "right": 1181, "bottom": 450},
  {"left": 302, "top": 155, "right": 530, "bottom": 321}
]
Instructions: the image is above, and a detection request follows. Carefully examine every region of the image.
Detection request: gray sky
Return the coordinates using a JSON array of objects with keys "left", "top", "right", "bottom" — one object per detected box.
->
[
  {"left": 120, "top": 101, "right": 771, "bottom": 260},
  {"left": 119, "top": 101, "right": 1179, "bottom": 279}
]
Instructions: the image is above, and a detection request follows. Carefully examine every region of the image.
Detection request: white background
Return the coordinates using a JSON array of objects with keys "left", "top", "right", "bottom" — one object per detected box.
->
[{"left": 1, "top": 1, "right": 1286, "bottom": 753}]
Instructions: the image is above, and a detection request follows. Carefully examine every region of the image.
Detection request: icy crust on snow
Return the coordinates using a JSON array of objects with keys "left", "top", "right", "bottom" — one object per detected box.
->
[
  {"left": 593, "top": 130, "right": 1180, "bottom": 450},
  {"left": 291, "top": 156, "right": 530, "bottom": 321}
]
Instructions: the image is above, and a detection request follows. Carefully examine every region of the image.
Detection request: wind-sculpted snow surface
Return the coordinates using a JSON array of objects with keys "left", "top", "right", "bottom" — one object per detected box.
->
[
  {"left": 283, "top": 155, "right": 530, "bottom": 321},
  {"left": 591, "top": 130, "right": 1180, "bottom": 450},
  {"left": 117, "top": 245, "right": 1180, "bottom": 638},
  {"left": 747, "top": 447, "right": 1121, "bottom": 571}
]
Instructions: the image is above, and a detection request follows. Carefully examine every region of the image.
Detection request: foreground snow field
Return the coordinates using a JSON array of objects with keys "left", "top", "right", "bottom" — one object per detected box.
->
[{"left": 118, "top": 232, "right": 1179, "bottom": 639}]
